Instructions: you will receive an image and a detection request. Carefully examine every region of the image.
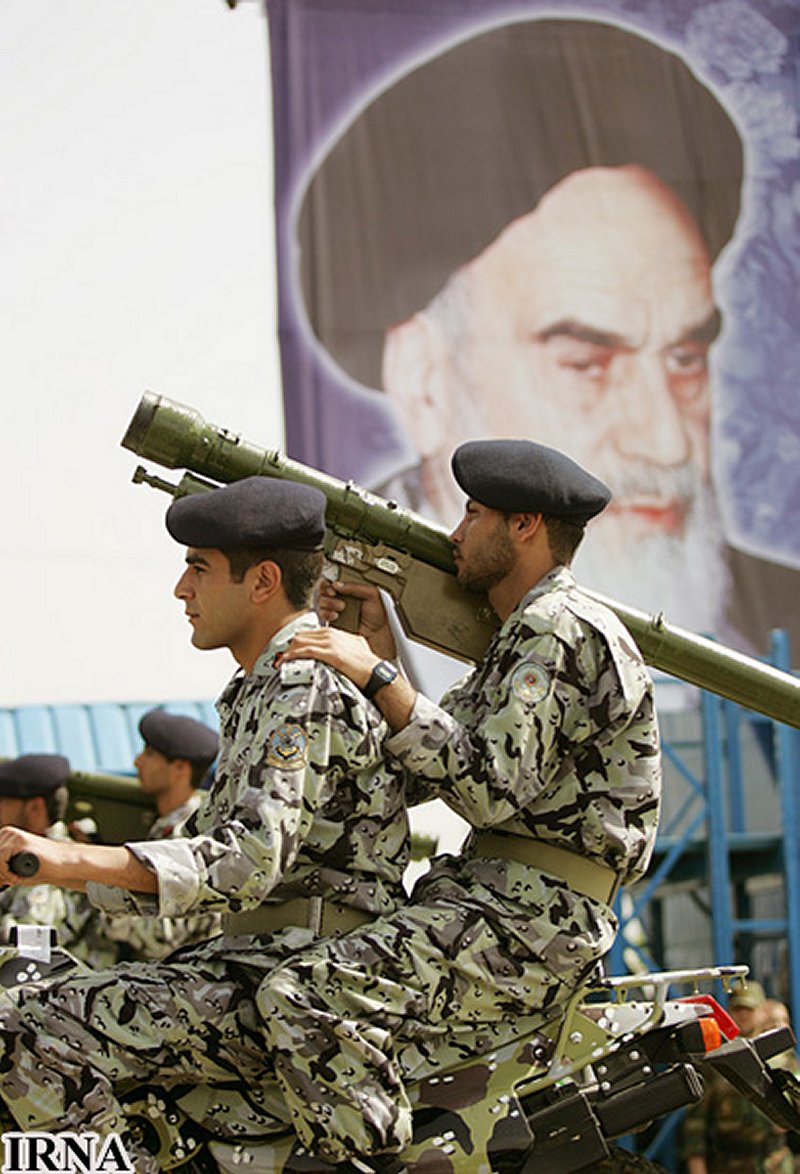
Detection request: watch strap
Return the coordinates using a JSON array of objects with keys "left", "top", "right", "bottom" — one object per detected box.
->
[{"left": 362, "top": 660, "right": 399, "bottom": 700}]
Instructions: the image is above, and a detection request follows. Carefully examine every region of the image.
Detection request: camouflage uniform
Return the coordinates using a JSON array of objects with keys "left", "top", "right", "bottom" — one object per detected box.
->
[
  {"left": 0, "top": 613, "right": 408, "bottom": 1173},
  {"left": 258, "top": 565, "right": 662, "bottom": 1163},
  {"left": 95, "top": 792, "right": 222, "bottom": 961},
  {"left": 0, "top": 822, "right": 118, "bottom": 970},
  {"left": 681, "top": 1063, "right": 795, "bottom": 1172}
]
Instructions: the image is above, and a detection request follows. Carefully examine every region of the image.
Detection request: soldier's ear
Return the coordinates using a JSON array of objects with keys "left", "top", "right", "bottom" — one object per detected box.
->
[
  {"left": 23, "top": 795, "right": 47, "bottom": 828},
  {"left": 250, "top": 559, "right": 282, "bottom": 603},
  {"left": 510, "top": 513, "right": 543, "bottom": 541},
  {"left": 382, "top": 312, "right": 452, "bottom": 458}
]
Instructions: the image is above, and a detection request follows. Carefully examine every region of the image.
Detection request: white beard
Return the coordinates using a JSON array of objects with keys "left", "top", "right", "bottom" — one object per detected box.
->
[{"left": 574, "top": 480, "right": 732, "bottom": 640}]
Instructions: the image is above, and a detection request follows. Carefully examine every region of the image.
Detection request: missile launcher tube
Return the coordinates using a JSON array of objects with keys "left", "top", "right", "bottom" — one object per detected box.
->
[{"left": 122, "top": 393, "right": 800, "bottom": 729}]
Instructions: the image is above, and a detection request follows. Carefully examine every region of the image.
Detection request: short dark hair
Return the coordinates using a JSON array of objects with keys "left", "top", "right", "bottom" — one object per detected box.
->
[
  {"left": 223, "top": 547, "right": 324, "bottom": 608},
  {"left": 156, "top": 752, "right": 213, "bottom": 791},
  {"left": 187, "top": 761, "right": 212, "bottom": 790},
  {"left": 543, "top": 516, "right": 585, "bottom": 565}
]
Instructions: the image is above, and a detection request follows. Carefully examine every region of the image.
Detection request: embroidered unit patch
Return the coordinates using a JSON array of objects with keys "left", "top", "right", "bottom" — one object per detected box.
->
[
  {"left": 266, "top": 722, "right": 309, "bottom": 768},
  {"left": 510, "top": 660, "right": 551, "bottom": 704}
]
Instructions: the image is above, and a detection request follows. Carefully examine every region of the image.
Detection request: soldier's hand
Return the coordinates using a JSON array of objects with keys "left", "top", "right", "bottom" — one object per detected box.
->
[
  {"left": 283, "top": 626, "right": 381, "bottom": 692},
  {"left": 0, "top": 827, "right": 50, "bottom": 887},
  {"left": 317, "top": 580, "right": 397, "bottom": 661}
]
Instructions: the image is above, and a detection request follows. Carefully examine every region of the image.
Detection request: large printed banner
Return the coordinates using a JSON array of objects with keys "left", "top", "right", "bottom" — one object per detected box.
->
[{"left": 265, "top": 0, "right": 800, "bottom": 665}]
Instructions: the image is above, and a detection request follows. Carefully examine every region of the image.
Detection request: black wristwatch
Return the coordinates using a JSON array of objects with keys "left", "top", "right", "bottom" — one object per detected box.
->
[{"left": 362, "top": 660, "right": 399, "bottom": 700}]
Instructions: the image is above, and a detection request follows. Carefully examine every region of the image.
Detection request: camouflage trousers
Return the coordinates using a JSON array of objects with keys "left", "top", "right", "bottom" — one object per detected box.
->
[
  {"left": 0, "top": 931, "right": 317, "bottom": 1173},
  {"left": 257, "top": 894, "right": 608, "bottom": 1165},
  {"left": 704, "top": 1149, "right": 795, "bottom": 1174},
  {"left": 0, "top": 887, "right": 611, "bottom": 1169}
]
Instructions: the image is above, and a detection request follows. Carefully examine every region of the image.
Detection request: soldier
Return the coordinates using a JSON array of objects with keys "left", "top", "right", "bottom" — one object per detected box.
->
[
  {"left": 258, "top": 439, "right": 662, "bottom": 1168},
  {"left": 0, "top": 476, "right": 409, "bottom": 1173},
  {"left": 0, "top": 753, "right": 117, "bottom": 969},
  {"left": 97, "top": 708, "right": 222, "bottom": 961},
  {"left": 682, "top": 981, "right": 795, "bottom": 1173}
]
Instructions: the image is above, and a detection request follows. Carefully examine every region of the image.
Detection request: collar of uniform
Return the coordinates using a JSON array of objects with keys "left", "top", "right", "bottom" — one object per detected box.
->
[
  {"left": 216, "top": 610, "right": 320, "bottom": 717},
  {"left": 502, "top": 565, "right": 576, "bottom": 633},
  {"left": 249, "top": 610, "right": 320, "bottom": 680},
  {"left": 150, "top": 792, "right": 203, "bottom": 838}
]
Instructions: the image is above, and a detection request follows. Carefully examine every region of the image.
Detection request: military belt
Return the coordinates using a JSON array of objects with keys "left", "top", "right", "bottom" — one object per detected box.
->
[
  {"left": 471, "top": 831, "right": 619, "bottom": 904},
  {"left": 222, "top": 896, "right": 373, "bottom": 938}
]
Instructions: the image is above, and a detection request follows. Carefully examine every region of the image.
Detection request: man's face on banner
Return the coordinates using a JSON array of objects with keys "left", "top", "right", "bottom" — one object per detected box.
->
[{"left": 383, "top": 165, "right": 731, "bottom": 630}]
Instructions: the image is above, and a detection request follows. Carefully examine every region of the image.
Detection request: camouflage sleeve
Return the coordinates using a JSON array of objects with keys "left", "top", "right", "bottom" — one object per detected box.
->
[
  {"left": 386, "top": 629, "right": 582, "bottom": 827},
  {"left": 90, "top": 663, "right": 381, "bottom": 919},
  {"left": 90, "top": 795, "right": 222, "bottom": 961}
]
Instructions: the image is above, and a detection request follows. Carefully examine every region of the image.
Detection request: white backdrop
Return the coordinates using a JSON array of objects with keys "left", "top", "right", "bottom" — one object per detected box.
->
[{"left": 0, "top": 1, "right": 282, "bottom": 706}]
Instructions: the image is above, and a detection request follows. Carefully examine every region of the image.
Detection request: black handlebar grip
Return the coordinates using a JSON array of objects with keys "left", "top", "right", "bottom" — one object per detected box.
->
[{"left": 8, "top": 852, "right": 40, "bottom": 878}]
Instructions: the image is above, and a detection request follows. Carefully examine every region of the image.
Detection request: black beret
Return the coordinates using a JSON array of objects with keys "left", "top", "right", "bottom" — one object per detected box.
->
[
  {"left": 297, "top": 17, "right": 743, "bottom": 390},
  {"left": 139, "top": 710, "right": 219, "bottom": 765},
  {"left": 0, "top": 754, "right": 71, "bottom": 800},
  {"left": 165, "top": 476, "right": 326, "bottom": 552},
  {"left": 452, "top": 440, "right": 611, "bottom": 525}
]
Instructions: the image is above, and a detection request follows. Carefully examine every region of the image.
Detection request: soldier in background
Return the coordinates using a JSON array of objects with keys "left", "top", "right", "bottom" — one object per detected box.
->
[
  {"left": 0, "top": 754, "right": 116, "bottom": 968},
  {"left": 98, "top": 708, "right": 221, "bottom": 961},
  {"left": 761, "top": 999, "right": 800, "bottom": 1171},
  {"left": 682, "top": 981, "right": 795, "bottom": 1173}
]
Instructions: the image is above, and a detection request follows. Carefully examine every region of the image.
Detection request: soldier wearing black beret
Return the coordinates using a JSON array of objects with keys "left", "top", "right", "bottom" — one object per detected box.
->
[
  {"left": 164, "top": 476, "right": 328, "bottom": 656},
  {"left": 0, "top": 467, "right": 410, "bottom": 1165},
  {"left": 133, "top": 709, "right": 217, "bottom": 827},
  {"left": 0, "top": 754, "right": 118, "bottom": 967},
  {"left": 451, "top": 439, "right": 612, "bottom": 526},
  {"left": 138, "top": 710, "right": 219, "bottom": 773},
  {"left": 0, "top": 755, "right": 72, "bottom": 862},
  {"left": 165, "top": 476, "right": 326, "bottom": 554},
  {"left": 95, "top": 711, "right": 221, "bottom": 962},
  {"left": 0, "top": 754, "right": 70, "bottom": 806},
  {"left": 135, "top": 709, "right": 218, "bottom": 826},
  {"left": 259, "top": 439, "right": 661, "bottom": 1165}
]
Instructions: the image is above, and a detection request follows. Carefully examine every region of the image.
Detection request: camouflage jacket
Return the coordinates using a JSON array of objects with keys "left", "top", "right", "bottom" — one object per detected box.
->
[
  {"left": 682, "top": 1063, "right": 795, "bottom": 1172},
  {"left": 0, "top": 823, "right": 118, "bottom": 969},
  {"left": 87, "top": 612, "right": 409, "bottom": 927},
  {"left": 148, "top": 793, "right": 205, "bottom": 840},
  {"left": 96, "top": 793, "right": 221, "bottom": 961},
  {"left": 389, "top": 567, "right": 661, "bottom": 971}
]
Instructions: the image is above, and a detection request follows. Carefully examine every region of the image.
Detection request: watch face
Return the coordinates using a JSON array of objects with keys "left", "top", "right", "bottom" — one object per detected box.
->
[{"left": 364, "top": 660, "right": 398, "bottom": 698}]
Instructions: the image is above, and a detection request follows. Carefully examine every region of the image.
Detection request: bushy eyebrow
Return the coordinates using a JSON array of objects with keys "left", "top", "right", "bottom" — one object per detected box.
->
[
  {"left": 680, "top": 307, "right": 723, "bottom": 346},
  {"left": 534, "top": 307, "right": 723, "bottom": 351},
  {"left": 185, "top": 552, "right": 211, "bottom": 569},
  {"left": 536, "top": 319, "right": 631, "bottom": 350}
]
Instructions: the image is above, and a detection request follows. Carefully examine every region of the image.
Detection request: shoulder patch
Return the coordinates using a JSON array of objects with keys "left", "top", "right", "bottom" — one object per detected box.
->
[
  {"left": 510, "top": 659, "right": 551, "bottom": 704},
  {"left": 266, "top": 722, "right": 309, "bottom": 769}
]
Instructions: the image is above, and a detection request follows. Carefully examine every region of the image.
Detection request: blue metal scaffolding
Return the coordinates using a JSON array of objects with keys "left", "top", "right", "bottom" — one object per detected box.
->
[{"left": 607, "top": 629, "right": 799, "bottom": 1167}]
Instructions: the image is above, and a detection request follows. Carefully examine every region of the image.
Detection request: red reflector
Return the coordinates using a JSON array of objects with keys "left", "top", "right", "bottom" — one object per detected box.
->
[
  {"left": 680, "top": 994, "right": 739, "bottom": 1042},
  {"left": 698, "top": 1016, "right": 724, "bottom": 1052}
]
